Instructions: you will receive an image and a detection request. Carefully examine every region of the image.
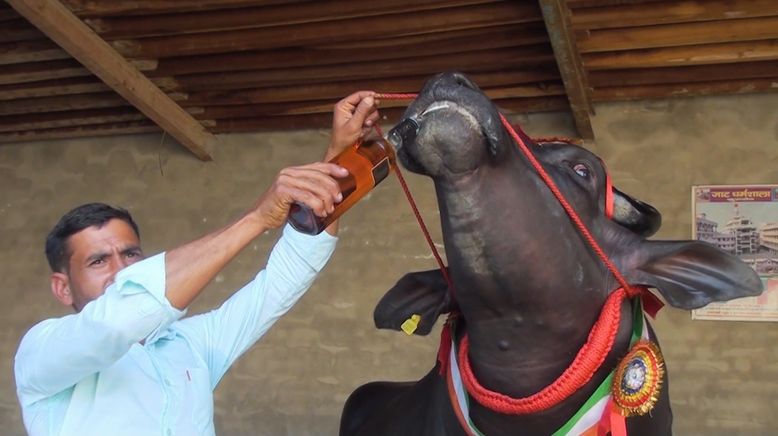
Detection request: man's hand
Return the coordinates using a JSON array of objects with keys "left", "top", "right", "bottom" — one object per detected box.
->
[
  {"left": 250, "top": 162, "right": 349, "bottom": 231},
  {"left": 327, "top": 91, "right": 380, "bottom": 160}
]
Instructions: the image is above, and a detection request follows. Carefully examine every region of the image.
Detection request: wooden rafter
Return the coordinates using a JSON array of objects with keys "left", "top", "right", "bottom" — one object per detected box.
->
[
  {"left": 6, "top": 0, "right": 215, "bottom": 160},
  {"left": 538, "top": 0, "right": 595, "bottom": 141}
]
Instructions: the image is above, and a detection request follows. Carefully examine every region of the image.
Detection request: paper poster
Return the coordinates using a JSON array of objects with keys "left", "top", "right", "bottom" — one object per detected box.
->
[{"left": 691, "top": 185, "right": 778, "bottom": 321}]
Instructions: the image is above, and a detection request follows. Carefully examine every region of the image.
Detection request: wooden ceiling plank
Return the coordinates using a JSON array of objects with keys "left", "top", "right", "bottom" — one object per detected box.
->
[
  {"left": 567, "top": 0, "right": 667, "bottom": 8},
  {"left": 197, "top": 94, "right": 570, "bottom": 121},
  {"left": 112, "top": 3, "right": 540, "bottom": 58},
  {"left": 150, "top": 25, "right": 548, "bottom": 76},
  {"left": 60, "top": 0, "right": 312, "bottom": 17},
  {"left": 579, "top": 16, "right": 778, "bottom": 53},
  {"left": 0, "top": 5, "right": 21, "bottom": 22},
  {"left": 207, "top": 95, "right": 570, "bottom": 133},
  {"left": 0, "top": 76, "right": 110, "bottom": 100},
  {"left": 0, "top": 39, "right": 70, "bottom": 65},
  {"left": 571, "top": 0, "right": 778, "bottom": 30},
  {"left": 182, "top": 71, "right": 563, "bottom": 106},
  {"left": 7, "top": 0, "right": 214, "bottom": 160},
  {"left": 0, "top": 19, "right": 45, "bottom": 43},
  {"left": 0, "top": 59, "right": 90, "bottom": 85},
  {"left": 0, "top": 121, "right": 160, "bottom": 144},
  {"left": 0, "top": 107, "right": 146, "bottom": 133},
  {"left": 584, "top": 39, "right": 778, "bottom": 70},
  {"left": 315, "top": 22, "right": 547, "bottom": 50},
  {"left": 538, "top": 0, "right": 594, "bottom": 141},
  {"left": 173, "top": 47, "right": 557, "bottom": 91},
  {"left": 592, "top": 77, "right": 778, "bottom": 101},
  {"left": 86, "top": 0, "right": 505, "bottom": 39},
  {"left": 0, "top": 92, "right": 129, "bottom": 116},
  {"left": 588, "top": 60, "right": 778, "bottom": 87}
]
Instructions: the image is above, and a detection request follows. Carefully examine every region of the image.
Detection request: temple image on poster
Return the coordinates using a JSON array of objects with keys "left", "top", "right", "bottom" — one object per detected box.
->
[{"left": 692, "top": 185, "right": 778, "bottom": 321}]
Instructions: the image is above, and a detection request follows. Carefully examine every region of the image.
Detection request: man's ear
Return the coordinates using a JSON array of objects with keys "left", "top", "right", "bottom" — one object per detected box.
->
[{"left": 51, "top": 272, "right": 73, "bottom": 307}]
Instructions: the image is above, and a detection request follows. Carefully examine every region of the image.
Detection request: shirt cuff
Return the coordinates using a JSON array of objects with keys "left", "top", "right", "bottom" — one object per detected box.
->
[
  {"left": 113, "top": 252, "right": 185, "bottom": 320},
  {"left": 282, "top": 223, "right": 338, "bottom": 271}
]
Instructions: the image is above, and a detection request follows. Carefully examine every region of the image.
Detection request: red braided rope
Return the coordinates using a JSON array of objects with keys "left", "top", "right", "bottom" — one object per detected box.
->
[
  {"left": 497, "top": 113, "right": 637, "bottom": 298},
  {"left": 374, "top": 118, "right": 454, "bottom": 293},
  {"left": 459, "top": 287, "right": 627, "bottom": 414},
  {"left": 371, "top": 92, "right": 640, "bottom": 414},
  {"left": 374, "top": 92, "right": 420, "bottom": 100}
]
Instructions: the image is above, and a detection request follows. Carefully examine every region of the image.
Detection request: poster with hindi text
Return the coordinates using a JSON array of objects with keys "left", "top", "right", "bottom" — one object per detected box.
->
[{"left": 691, "top": 185, "right": 778, "bottom": 322}]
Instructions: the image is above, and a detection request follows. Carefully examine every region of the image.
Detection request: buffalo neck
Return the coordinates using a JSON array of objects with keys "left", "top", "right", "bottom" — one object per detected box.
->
[{"left": 434, "top": 165, "right": 630, "bottom": 399}]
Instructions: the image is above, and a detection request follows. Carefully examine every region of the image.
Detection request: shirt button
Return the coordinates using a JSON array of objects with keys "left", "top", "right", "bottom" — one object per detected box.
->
[{"left": 164, "top": 378, "right": 172, "bottom": 386}]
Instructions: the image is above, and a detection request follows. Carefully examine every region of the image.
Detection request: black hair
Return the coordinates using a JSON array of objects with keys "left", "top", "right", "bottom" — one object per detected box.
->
[{"left": 45, "top": 203, "right": 140, "bottom": 272}]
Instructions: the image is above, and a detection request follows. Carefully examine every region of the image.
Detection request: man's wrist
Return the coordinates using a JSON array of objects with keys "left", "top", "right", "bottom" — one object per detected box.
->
[
  {"left": 240, "top": 210, "right": 271, "bottom": 237},
  {"left": 324, "top": 143, "right": 345, "bottom": 162}
]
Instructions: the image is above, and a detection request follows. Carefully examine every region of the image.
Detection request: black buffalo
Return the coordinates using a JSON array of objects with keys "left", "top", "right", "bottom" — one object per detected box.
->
[{"left": 340, "top": 72, "right": 762, "bottom": 436}]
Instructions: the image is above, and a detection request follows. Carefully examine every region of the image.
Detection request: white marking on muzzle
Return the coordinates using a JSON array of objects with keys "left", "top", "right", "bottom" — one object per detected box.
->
[{"left": 422, "top": 101, "right": 481, "bottom": 131}]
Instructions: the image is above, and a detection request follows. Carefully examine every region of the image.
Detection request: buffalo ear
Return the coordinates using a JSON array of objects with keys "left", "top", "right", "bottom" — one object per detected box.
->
[
  {"left": 374, "top": 269, "right": 453, "bottom": 336},
  {"left": 611, "top": 188, "right": 662, "bottom": 238},
  {"left": 630, "top": 240, "right": 763, "bottom": 310}
]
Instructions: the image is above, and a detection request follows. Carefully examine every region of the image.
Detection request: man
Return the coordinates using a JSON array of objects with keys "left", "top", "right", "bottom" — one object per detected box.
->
[{"left": 14, "top": 91, "right": 380, "bottom": 435}]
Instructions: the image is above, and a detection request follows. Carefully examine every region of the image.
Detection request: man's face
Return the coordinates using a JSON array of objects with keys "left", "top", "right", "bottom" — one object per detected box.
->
[{"left": 51, "top": 218, "right": 144, "bottom": 312}]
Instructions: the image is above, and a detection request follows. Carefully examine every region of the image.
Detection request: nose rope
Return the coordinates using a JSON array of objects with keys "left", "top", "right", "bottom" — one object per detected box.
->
[
  {"left": 371, "top": 93, "right": 636, "bottom": 297},
  {"left": 373, "top": 93, "right": 457, "bottom": 296},
  {"left": 497, "top": 113, "right": 636, "bottom": 296},
  {"left": 368, "top": 91, "right": 645, "bottom": 415}
]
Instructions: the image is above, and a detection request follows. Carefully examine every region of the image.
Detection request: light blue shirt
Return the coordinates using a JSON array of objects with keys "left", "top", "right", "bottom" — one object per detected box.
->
[{"left": 15, "top": 225, "right": 337, "bottom": 436}]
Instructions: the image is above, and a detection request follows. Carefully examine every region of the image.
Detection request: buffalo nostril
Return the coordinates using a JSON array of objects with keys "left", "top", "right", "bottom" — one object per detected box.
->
[
  {"left": 439, "top": 72, "right": 477, "bottom": 90},
  {"left": 451, "top": 72, "right": 476, "bottom": 89}
]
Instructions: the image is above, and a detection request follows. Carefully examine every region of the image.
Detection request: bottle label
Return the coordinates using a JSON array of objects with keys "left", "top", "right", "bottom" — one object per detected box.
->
[{"left": 372, "top": 157, "right": 390, "bottom": 184}]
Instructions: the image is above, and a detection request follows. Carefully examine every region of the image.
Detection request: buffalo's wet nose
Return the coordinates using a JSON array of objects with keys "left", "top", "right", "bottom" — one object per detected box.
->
[
  {"left": 439, "top": 72, "right": 478, "bottom": 90},
  {"left": 451, "top": 72, "right": 476, "bottom": 89}
]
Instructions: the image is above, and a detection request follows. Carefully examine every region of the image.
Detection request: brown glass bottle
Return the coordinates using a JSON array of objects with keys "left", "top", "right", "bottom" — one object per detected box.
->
[{"left": 287, "top": 137, "right": 396, "bottom": 235}]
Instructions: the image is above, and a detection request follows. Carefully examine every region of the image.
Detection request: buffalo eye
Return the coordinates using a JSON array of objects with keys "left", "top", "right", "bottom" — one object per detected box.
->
[{"left": 572, "top": 163, "right": 590, "bottom": 178}]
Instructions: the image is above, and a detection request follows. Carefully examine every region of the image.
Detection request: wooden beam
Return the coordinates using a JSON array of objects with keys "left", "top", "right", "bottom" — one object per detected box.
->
[
  {"left": 592, "top": 78, "right": 778, "bottom": 101},
  {"left": 578, "top": 16, "right": 778, "bottom": 53},
  {"left": 150, "top": 24, "right": 548, "bottom": 76},
  {"left": 8, "top": 0, "right": 214, "bottom": 160},
  {"left": 538, "top": 0, "right": 594, "bottom": 141},
  {"left": 111, "top": 3, "right": 540, "bottom": 58},
  {"left": 571, "top": 0, "right": 778, "bottom": 30},
  {"left": 0, "top": 121, "right": 160, "bottom": 144},
  {"left": 583, "top": 40, "right": 778, "bottom": 70},
  {"left": 85, "top": 0, "right": 501, "bottom": 39}
]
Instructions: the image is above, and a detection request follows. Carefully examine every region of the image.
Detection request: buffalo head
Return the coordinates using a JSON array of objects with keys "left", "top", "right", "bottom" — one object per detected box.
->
[{"left": 342, "top": 72, "right": 762, "bottom": 436}]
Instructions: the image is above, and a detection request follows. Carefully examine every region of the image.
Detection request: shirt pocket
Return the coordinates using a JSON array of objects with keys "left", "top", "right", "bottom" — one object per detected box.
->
[{"left": 184, "top": 368, "right": 214, "bottom": 432}]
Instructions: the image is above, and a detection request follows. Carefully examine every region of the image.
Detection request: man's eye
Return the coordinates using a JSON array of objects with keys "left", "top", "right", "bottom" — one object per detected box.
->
[
  {"left": 573, "top": 163, "right": 590, "bottom": 178},
  {"left": 89, "top": 259, "right": 104, "bottom": 266}
]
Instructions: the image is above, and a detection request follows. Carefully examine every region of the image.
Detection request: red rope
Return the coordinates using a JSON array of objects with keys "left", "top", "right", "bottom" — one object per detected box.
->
[
  {"left": 459, "top": 287, "right": 627, "bottom": 414},
  {"left": 374, "top": 92, "right": 420, "bottom": 100},
  {"left": 370, "top": 92, "right": 641, "bottom": 414},
  {"left": 371, "top": 93, "right": 455, "bottom": 292},
  {"left": 497, "top": 114, "right": 637, "bottom": 298}
]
